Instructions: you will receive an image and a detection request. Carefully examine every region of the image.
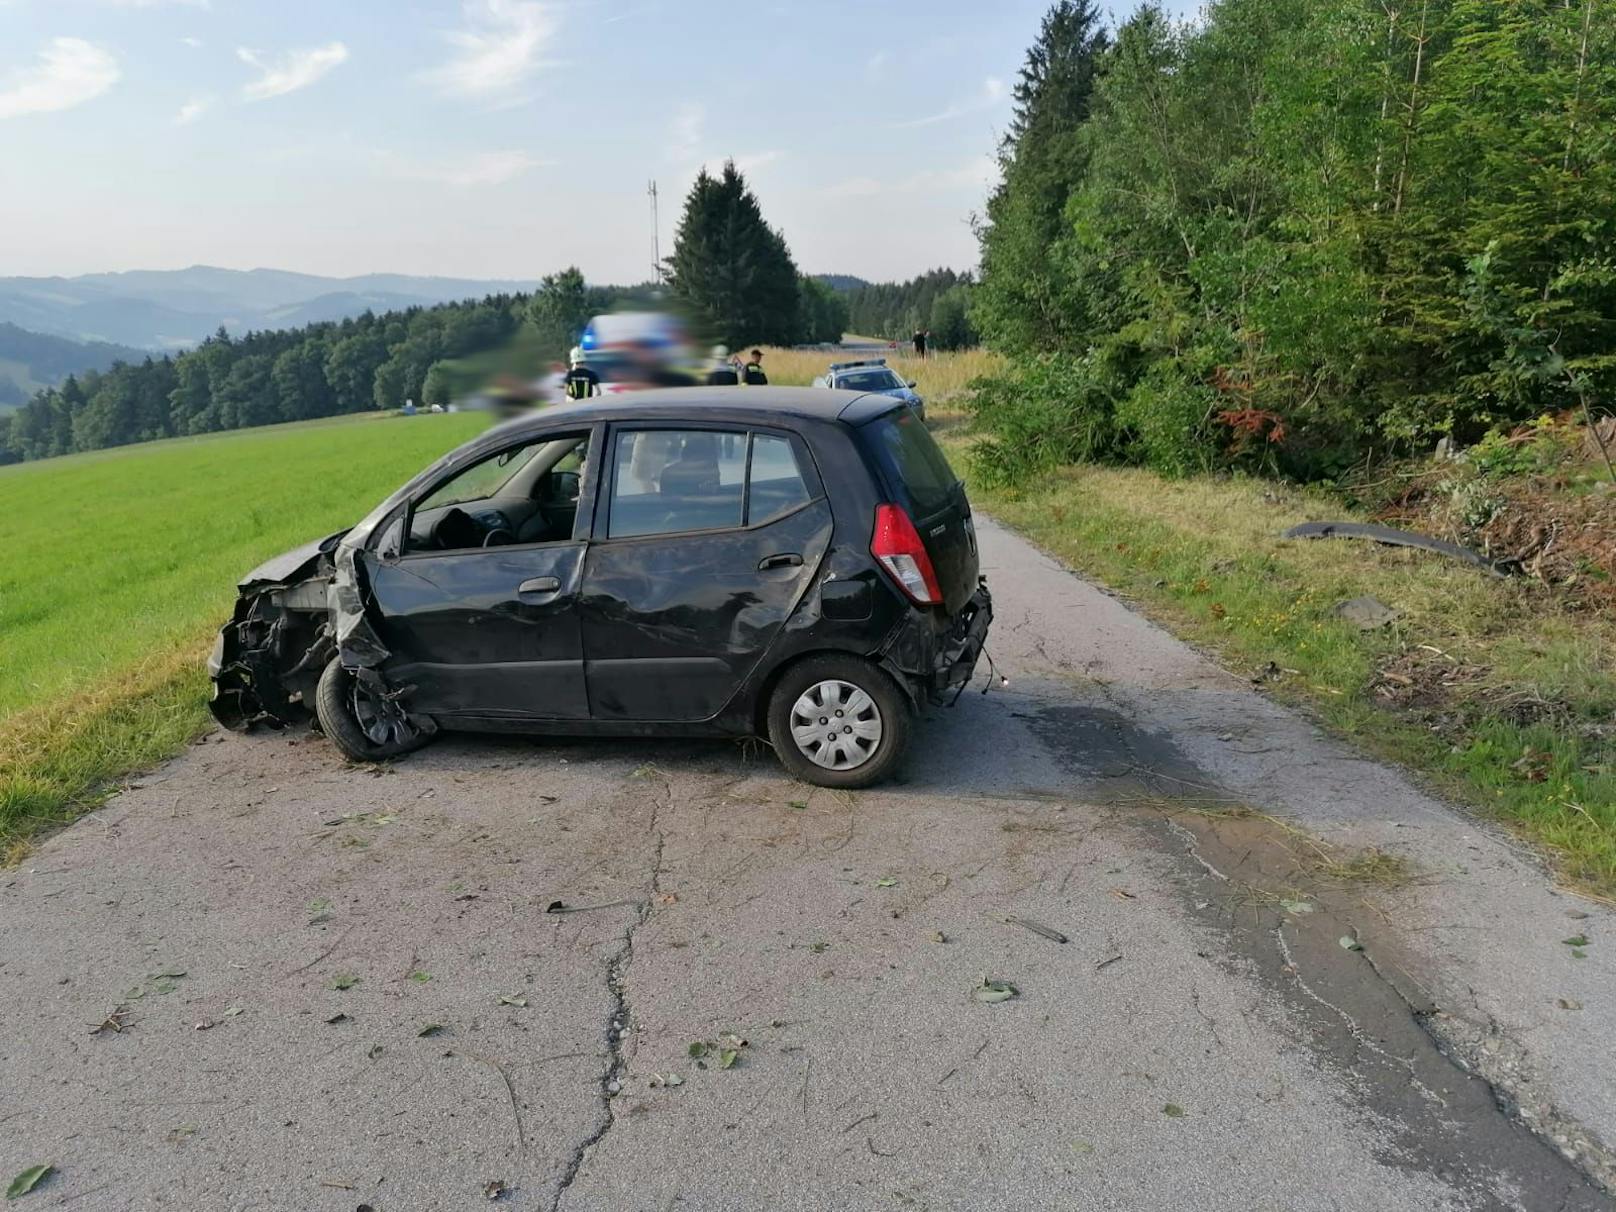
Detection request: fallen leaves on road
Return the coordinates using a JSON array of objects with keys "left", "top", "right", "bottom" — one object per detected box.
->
[
  {"left": 1338, "top": 936, "right": 1364, "bottom": 952},
  {"left": 6, "top": 1164, "right": 53, "bottom": 1200},
  {"left": 497, "top": 994, "right": 527, "bottom": 1008},
  {"left": 89, "top": 1006, "right": 132, "bottom": 1035},
  {"left": 483, "top": 1178, "right": 509, "bottom": 1200},
  {"left": 1163, "top": 1104, "right": 1186, "bottom": 1118},
  {"left": 974, "top": 979, "right": 1018, "bottom": 1004},
  {"left": 329, "top": 973, "right": 360, "bottom": 991},
  {"left": 418, "top": 1023, "right": 445, "bottom": 1037}
]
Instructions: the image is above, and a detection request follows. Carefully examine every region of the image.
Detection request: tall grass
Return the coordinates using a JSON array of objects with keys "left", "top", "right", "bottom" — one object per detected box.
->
[
  {"left": 0, "top": 411, "right": 490, "bottom": 856},
  {"left": 757, "top": 345, "right": 1006, "bottom": 403}
]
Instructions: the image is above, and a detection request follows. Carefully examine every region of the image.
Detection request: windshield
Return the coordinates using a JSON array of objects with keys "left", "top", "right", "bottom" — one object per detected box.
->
[
  {"left": 863, "top": 407, "right": 959, "bottom": 518},
  {"left": 836, "top": 369, "right": 905, "bottom": 392}
]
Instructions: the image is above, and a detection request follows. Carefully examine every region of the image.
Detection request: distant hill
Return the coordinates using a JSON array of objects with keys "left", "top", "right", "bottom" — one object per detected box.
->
[
  {"left": 0, "top": 323, "right": 148, "bottom": 412},
  {"left": 0, "top": 266, "right": 538, "bottom": 351},
  {"left": 814, "top": 274, "right": 872, "bottom": 293}
]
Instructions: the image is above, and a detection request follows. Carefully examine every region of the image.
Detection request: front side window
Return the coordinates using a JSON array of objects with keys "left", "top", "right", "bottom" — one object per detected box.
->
[
  {"left": 607, "top": 429, "right": 813, "bottom": 539},
  {"left": 408, "top": 432, "right": 590, "bottom": 552}
]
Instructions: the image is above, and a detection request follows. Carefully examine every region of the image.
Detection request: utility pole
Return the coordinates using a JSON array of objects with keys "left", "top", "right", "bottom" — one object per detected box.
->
[{"left": 647, "top": 180, "right": 662, "bottom": 285}]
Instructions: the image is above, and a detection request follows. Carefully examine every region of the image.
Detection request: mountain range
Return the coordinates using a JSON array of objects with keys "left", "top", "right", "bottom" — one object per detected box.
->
[{"left": 0, "top": 266, "right": 538, "bottom": 352}]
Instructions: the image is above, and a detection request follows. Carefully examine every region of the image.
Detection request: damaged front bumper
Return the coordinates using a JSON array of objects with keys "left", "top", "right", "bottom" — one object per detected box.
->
[{"left": 207, "top": 538, "right": 341, "bottom": 730}]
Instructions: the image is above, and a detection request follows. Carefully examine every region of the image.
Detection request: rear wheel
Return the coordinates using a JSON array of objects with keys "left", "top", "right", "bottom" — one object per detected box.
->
[
  {"left": 315, "top": 657, "right": 433, "bottom": 762},
  {"left": 766, "top": 655, "right": 911, "bottom": 789}
]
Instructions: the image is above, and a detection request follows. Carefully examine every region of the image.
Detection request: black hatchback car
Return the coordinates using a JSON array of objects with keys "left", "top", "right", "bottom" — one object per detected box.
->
[{"left": 208, "top": 387, "right": 992, "bottom": 787}]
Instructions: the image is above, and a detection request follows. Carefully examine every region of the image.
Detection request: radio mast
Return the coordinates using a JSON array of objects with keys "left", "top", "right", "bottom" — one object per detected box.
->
[{"left": 647, "top": 180, "right": 662, "bottom": 285}]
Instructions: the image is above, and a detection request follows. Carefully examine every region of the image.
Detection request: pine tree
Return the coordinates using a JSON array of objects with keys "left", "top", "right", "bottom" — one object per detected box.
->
[
  {"left": 974, "top": 0, "right": 1110, "bottom": 353},
  {"left": 666, "top": 162, "right": 802, "bottom": 346}
]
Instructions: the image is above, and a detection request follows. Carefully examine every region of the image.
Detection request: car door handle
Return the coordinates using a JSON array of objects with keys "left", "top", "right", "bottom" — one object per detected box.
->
[
  {"left": 517, "top": 576, "right": 561, "bottom": 595},
  {"left": 758, "top": 553, "right": 803, "bottom": 571}
]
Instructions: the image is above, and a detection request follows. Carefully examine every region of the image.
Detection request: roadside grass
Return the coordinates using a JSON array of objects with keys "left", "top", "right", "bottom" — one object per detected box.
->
[
  {"left": 759, "top": 345, "right": 1006, "bottom": 403},
  {"left": 0, "top": 411, "right": 490, "bottom": 857},
  {"left": 934, "top": 412, "right": 1616, "bottom": 894}
]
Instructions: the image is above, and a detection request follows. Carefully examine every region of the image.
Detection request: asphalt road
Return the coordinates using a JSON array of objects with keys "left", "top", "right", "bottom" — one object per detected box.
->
[{"left": 3, "top": 517, "right": 1613, "bottom": 1212}]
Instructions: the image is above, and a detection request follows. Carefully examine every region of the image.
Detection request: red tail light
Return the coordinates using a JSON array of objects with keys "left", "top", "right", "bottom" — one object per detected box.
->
[{"left": 871, "top": 503, "right": 943, "bottom": 606}]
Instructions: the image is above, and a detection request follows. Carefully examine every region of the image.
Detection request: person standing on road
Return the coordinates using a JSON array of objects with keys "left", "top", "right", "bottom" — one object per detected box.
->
[
  {"left": 563, "top": 346, "right": 601, "bottom": 400},
  {"left": 706, "top": 344, "right": 739, "bottom": 386},
  {"left": 742, "top": 348, "right": 768, "bottom": 385},
  {"left": 913, "top": 329, "right": 927, "bottom": 359}
]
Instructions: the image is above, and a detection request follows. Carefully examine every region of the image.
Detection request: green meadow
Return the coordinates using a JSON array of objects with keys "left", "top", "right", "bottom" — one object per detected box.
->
[{"left": 0, "top": 411, "right": 490, "bottom": 856}]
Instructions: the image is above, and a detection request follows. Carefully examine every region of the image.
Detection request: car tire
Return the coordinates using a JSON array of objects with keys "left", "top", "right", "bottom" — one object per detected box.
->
[
  {"left": 315, "top": 657, "right": 433, "bottom": 763},
  {"left": 766, "top": 654, "right": 911, "bottom": 789}
]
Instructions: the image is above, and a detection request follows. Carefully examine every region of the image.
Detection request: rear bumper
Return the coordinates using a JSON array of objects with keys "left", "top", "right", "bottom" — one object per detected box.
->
[{"left": 932, "top": 583, "right": 992, "bottom": 698}]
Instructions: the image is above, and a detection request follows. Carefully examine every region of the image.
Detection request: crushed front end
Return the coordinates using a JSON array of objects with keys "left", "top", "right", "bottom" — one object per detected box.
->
[{"left": 207, "top": 535, "right": 342, "bottom": 730}]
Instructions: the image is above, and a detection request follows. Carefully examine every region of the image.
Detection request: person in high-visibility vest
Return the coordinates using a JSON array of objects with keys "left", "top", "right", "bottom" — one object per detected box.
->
[
  {"left": 563, "top": 346, "right": 600, "bottom": 400},
  {"left": 706, "top": 344, "right": 739, "bottom": 386},
  {"left": 742, "top": 349, "right": 768, "bottom": 385}
]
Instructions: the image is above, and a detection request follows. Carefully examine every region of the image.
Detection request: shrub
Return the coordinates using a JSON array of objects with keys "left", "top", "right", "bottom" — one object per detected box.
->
[{"left": 966, "top": 352, "right": 1121, "bottom": 488}]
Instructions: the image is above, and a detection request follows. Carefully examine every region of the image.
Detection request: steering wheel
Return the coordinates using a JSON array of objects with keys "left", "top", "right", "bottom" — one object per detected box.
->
[
  {"left": 429, "top": 507, "right": 482, "bottom": 552},
  {"left": 482, "top": 528, "right": 516, "bottom": 547}
]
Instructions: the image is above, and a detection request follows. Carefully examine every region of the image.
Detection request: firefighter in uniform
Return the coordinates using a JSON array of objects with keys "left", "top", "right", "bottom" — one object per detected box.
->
[
  {"left": 742, "top": 348, "right": 768, "bottom": 385},
  {"left": 563, "top": 346, "right": 601, "bottom": 400}
]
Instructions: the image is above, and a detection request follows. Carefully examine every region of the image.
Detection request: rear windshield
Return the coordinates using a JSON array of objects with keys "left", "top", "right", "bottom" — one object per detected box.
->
[
  {"left": 837, "top": 369, "right": 904, "bottom": 392},
  {"left": 863, "top": 408, "right": 960, "bottom": 518}
]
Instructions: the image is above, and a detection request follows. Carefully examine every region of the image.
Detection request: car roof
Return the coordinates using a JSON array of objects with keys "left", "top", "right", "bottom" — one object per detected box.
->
[{"left": 490, "top": 386, "right": 901, "bottom": 440}]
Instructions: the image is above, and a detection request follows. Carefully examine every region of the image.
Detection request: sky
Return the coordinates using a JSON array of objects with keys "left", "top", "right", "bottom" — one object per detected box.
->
[{"left": 0, "top": 0, "right": 1192, "bottom": 284}]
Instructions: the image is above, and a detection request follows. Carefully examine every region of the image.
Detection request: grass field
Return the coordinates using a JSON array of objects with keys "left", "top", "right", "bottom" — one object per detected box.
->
[
  {"left": 933, "top": 409, "right": 1616, "bottom": 895},
  {"left": 0, "top": 411, "right": 490, "bottom": 858}
]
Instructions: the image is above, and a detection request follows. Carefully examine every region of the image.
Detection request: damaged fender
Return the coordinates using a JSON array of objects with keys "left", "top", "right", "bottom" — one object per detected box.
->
[{"left": 207, "top": 530, "right": 433, "bottom": 738}]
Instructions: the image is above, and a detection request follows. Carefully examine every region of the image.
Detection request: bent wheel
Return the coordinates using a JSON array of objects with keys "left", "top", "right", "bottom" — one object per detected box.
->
[
  {"left": 767, "top": 655, "right": 910, "bottom": 789},
  {"left": 315, "top": 657, "right": 433, "bottom": 762}
]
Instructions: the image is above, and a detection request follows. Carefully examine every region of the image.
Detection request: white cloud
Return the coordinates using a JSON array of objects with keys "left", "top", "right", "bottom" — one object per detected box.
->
[
  {"left": 865, "top": 50, "right": 889, "bottom": 76},
  {"left": 237, "top": 42, "right": 349, "bottom": 102},
  {"left": 421, "top": 0, "right": 559, "bottom": 101},
  {"left": 891, "top": 76, "right": 1006, "bottom": 129},
  {"left": 667, "top": 102, "right": 703, "bottom": 162},
  {"left": 174, "top": 93, "right": 212, "bottom": 125},
  {"left": 822, "top": 155, "right": 997, "bottom": 199},
  {"left": 0, "top": 37, "right": 120, "bottom": 120},
  {"left": 181, "top": 37, "right": 204, "bottom": 49},
  {"left": 378, "top": 149, "right": 547, "bottom": 189}
]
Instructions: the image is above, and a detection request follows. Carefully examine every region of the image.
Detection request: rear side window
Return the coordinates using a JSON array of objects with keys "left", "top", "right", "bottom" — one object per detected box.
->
[
  {"left": 607, "top": 429, "right": 813, "bottom": 539},
  {"left": 747, "top": 434, "right": 811, "bottom": 524},
  {"left": 864, "top": 408, "right": 959, "bottom": 518},
  {"left": 610, "top": 429, "right": 746, "bottom": 538}
]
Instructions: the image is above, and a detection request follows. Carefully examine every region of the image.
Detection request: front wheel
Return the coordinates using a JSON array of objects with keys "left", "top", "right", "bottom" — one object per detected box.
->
[
  {"left": 766, "top": 655, "right": 911, "bottom": 789},
  {"left": 315, "top": 658, "right": 433, "bottom": 762}
]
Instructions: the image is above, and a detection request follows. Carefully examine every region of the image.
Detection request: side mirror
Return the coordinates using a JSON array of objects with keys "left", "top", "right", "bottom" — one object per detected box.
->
[{"left": 906, "top": 379, "right": 917, "bottom": 388}]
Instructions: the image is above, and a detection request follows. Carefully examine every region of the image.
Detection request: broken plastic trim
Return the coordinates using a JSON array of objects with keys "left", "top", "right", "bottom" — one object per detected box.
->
[{"left": 1282, "top": 521, "right": 1508, "bottom": 577}]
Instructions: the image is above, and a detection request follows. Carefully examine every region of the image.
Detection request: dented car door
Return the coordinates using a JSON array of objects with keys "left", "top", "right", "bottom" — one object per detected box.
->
[{"left": 579, "top": 425, "right": 832, "bottom": 722}]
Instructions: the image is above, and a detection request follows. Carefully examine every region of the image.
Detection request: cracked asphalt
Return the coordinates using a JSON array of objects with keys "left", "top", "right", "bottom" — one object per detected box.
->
[{"left": 2, "top": 516, "right": 1614, "bottom": 1211}]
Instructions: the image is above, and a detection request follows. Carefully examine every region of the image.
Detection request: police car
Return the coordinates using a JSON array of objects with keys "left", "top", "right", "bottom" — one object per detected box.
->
[{"left": 811, "top": 359, "right": 924, "bottom": 420}]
